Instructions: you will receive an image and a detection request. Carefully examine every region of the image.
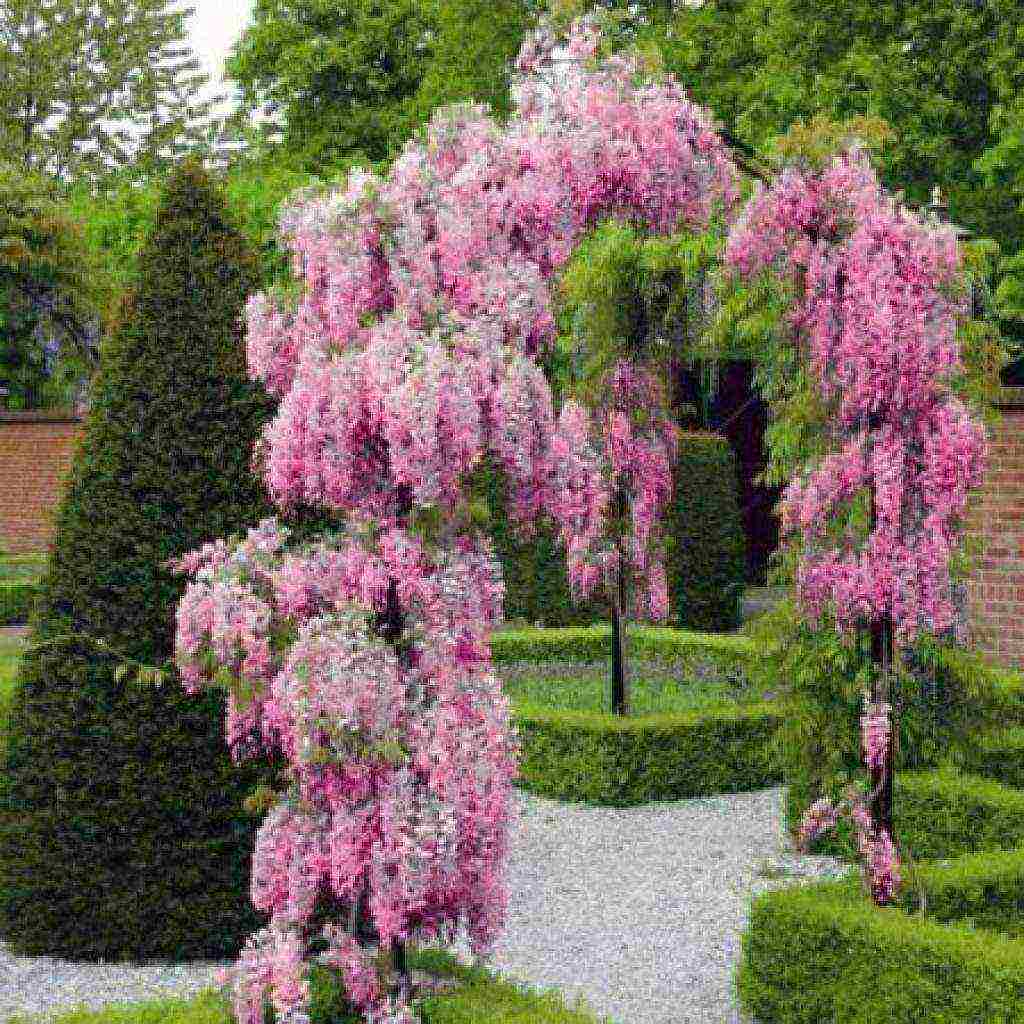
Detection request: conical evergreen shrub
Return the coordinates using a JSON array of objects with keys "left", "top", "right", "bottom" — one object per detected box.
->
[{"left": 0, "top": 158, "right": 336, "bottom": 962}]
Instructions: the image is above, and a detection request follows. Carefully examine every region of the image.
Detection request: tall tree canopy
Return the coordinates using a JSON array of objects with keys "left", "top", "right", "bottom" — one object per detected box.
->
[
  {"left": 637, "top": 0, "right": 1024, "bottom": 357},
  {"left": 0, "top": 0, "right": 227, "bottom": 189},
  {"left": 222, "top": 0, "right": 542, "bottom": 174}
]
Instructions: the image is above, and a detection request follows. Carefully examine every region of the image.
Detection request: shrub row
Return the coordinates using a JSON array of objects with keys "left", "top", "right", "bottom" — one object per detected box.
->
[
  {"left": 510, "top": 700, "right": 787, "bottom": 807},
  {"left": 791, "top": 767, "right": 1024, "bottom": 867},
  {"left": 736, "top": 841, "right": 1024, "bottom": 1024},
  {"left": 489, "top": 623, "right": 769, "bottom": 665}
]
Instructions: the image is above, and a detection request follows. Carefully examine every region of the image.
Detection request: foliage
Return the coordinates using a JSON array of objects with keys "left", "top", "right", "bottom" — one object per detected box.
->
[
  {"left": 657, "top": 0, "right": 1024, "bottom": 360},
  {"left": 0, "top": 158, "right": 318, "bottom": 962},
  {"left": 222, "top": 0, "right": 543, "bottom": 178},
  {"left": 405, "top": 0, "right": 543, "bottom": 130},
  {"left": 0, "top": 0, "right": 227, "bottom": 190},
  {"left": 737, "top": 843, "right": 1024, "bottom": 1024},
  {"left": 512, "top": 699, "right": 784, "bottom": 808},
  {"left": 0, "top": 158, "right": 113, "bottom": 408},
  {"left": 475, "top": 459, "right": 610, "bottom": 628},
  {"left": 0, "top": 580, "right": 37, "bottom": 625},
  {"left": 61, "top": 159, "right": 345, "bottom": 326},
  {"left": 488, "top": 622, "right": 767, "bottom": 663},
  {"left": 660, "top": 0, "right": 1024, "bottom": 253},
  {"left": 664, "top": 433, "right": 746, "bottom": 632},
  {"left": 746, "top": 597, "right": 1014, "bottom": 845}
]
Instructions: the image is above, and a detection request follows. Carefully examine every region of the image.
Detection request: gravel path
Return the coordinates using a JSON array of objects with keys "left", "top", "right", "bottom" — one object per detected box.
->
[{"left": 0, "top": 785, "right": 853, "bottom": 1024}]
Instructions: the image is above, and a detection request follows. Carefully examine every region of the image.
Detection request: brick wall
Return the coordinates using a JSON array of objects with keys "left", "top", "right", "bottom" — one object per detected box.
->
[
  {"left": 965, "top": 388, "right": 1024, "bottom": 669},
  {"left": 0, "top": 410, "right": 85, "bottom": 556}
]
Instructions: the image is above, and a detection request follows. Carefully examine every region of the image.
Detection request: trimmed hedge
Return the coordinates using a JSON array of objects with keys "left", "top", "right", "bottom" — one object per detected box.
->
[
  {"left": 665, "top": 432, "right": 747, "bottom": 632},
  {"left": 0, "top": 581, "right": 37, "bottom": 626},
  {"left": 480, "top": 432, "right": 747, "bottom": 630},
  {"left": 0, "top": 161, "right": 308, "bottom": 964},
  {"left": 510, "top": 700, "right": 787, "bottom": 807},
  {"left": 736, "top": 862, "right": 1024, "bottom": 1024},
  {"left": 489, "top": 623, "right": 771, "bottom": 665},
  {"left": 791, "top": 767, "right": 1024, "bottom": 865}
]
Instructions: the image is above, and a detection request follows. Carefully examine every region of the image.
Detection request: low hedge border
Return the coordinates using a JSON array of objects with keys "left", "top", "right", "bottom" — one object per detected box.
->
[
  {"left": 510, "top": 700, "right": 787, "bottom": 807},
  {"left": 0, "top": 581, "right": 38, "bottom": 626},
  {"left": 489, "top": 624, "right": 770, "bottom": 665},
  {"left": 735, "top": 844, "right": 1024, "bottom": 1024},
  {"left": 791, "top": 767, "right": 1024, "bottom": 866}
]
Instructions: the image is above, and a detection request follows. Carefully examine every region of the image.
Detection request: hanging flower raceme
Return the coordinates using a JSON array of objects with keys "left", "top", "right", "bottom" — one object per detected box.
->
[
  {"left": 728, "top": 144, "right": 986, "bottom": 907},
  {"left": 168, "top": 15, "right": 741, "bottom": 1024},
  {"left": 727, "top": 146, "right": 987, "bottom": 645}
]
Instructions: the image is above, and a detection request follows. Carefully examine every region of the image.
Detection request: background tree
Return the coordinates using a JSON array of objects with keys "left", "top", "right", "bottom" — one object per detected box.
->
[
  {"left": 222, "top": 0, "right": 543, "bottom": 176},
  {"left": 0, "top": 0, "right": 227, "bottom": 190},
  {"left": 222, "top": 0, "right": 436, "bottom": 174},
  {"left": 653, "top": 0, "right": 1024, "bottom": 360},
  {"left": 0, "top": 157, "right": 114, "bottom": 408}
]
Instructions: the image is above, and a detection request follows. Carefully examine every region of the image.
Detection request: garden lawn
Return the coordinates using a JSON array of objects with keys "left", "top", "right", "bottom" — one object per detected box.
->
[
  {"left": 497, "top": 656, "right": 771, "bottom": 716},
  {"left": 1, "top": 943, "right": 619, "bottom": 1024},
  {"left": 0, "top": 556, "right": 46, "bottom": 581}
]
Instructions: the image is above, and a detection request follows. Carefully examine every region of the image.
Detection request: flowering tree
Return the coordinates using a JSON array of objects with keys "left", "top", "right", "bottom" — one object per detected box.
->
[
  {"left": 725, "top": 144, "right": 988, "bottom": 905},
  {"left": 106, "top": 16, "right": 741, "bottom": 1024},
  {"left": 555, "top": 217, "right": 728, "bottom": 712}
]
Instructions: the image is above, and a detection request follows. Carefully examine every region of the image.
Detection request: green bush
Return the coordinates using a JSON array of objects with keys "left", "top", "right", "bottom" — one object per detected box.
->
[
  {"left": 0, "top": 157, "right": 339, "bottom": 964},
  {"left": 665, "top": 432, "right": 747, "bottom": 632},
  {"left": 479, "top": 432, "right": 747, "bottom": 631},
  {"left": 736, "top": 847, "right": 1024, "bottom": 1024},
  {"left": 791, "top": 767, "right": 1024, "bottom": 865},
  {"left": 0, "top": 581, "right": 37, "bottom": 625},
  {"left": 477, "top": 461, "right": 608, "bottom": 628},
  {"left": 511, "top": 701, "right": 786, "bottom": 807},
  {"left": 747, "top": 596, "right": 1020, "bottom": 846},
  {"left": 489, "top": 623, "right": 767, "bottom": 665}
]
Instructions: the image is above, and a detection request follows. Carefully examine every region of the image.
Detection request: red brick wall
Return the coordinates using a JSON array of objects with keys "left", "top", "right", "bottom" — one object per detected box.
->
[
  {"left": 965, "top": 388, "right": 1024, "bottom": 669},
  {"left": 0, "top": 410, "right": 85, "bottom": 556}
]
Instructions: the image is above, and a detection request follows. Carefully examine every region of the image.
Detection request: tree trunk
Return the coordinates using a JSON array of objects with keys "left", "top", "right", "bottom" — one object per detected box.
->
[
  {"left": 867, "top": 416, "right": 896, "bottom": 907},
  {"left": 611, "top": 485, "right": 631, "bottom": 716}
]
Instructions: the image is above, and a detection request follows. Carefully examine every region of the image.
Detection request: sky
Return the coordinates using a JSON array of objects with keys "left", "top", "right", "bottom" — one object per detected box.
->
[{"left": 179, "top": 0, "right": 258, "bottom": 120}]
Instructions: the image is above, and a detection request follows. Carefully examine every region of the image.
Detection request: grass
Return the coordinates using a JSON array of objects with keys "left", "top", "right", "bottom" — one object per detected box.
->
[
  {"left": 0, "top": 554, "right": 46, "bottom": 581},
  {"left": 1, "top": 942, "right": 623, "bottom": 1024},
  {"left": 497, "top": 655, "right": 773, "bottom": 715},
  {"left": 0, "top": 633, "right": 21, "bottom": 759}
]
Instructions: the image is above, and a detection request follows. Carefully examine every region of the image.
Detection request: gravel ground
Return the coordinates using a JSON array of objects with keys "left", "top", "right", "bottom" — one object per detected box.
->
[{"left": 0, "top": 785, "right": 853, "bottom": 1024}]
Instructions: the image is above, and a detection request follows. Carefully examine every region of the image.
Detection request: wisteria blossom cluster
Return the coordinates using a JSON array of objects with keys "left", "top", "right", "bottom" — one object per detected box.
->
[
  {"left": 243, "top": 12, "right": 738, "bottom": 608},
  {"left": 796, "top": 784, "right": 901, "bottom": 904},
  {"left": 165, "top": 16, "right": 739, "bottom": 1024},
  {"left": 727, "top": 147, "right": 986, "bottom": 905},
  {"left": 727, "top": 148, "right": 986, "bottom": 646},
  {"left": 554, "top": 359, "right": 679, "bottom": 618},
  {"left": 167, "top": 516, "right": 516, "bottom": 1024}
]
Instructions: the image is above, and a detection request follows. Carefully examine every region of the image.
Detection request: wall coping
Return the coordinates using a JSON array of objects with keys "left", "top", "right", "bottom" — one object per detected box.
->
[
  {"left": 0, "top": 408, "right": 83, "bottom": 424},
  {"left": 995, "top": 386, "right": 1024, "bottom": 409}
]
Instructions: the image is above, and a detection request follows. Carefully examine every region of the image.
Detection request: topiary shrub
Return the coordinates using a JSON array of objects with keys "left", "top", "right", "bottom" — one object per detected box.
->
[
  {"left": 0, "top": 157, "right": 338, "bottom": 963},
  {"left": 665, "top": 432, "right": 746, "bottom": 632},
  {"left": 476, "top": 458, "right": 609, "bottom": 627}
]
